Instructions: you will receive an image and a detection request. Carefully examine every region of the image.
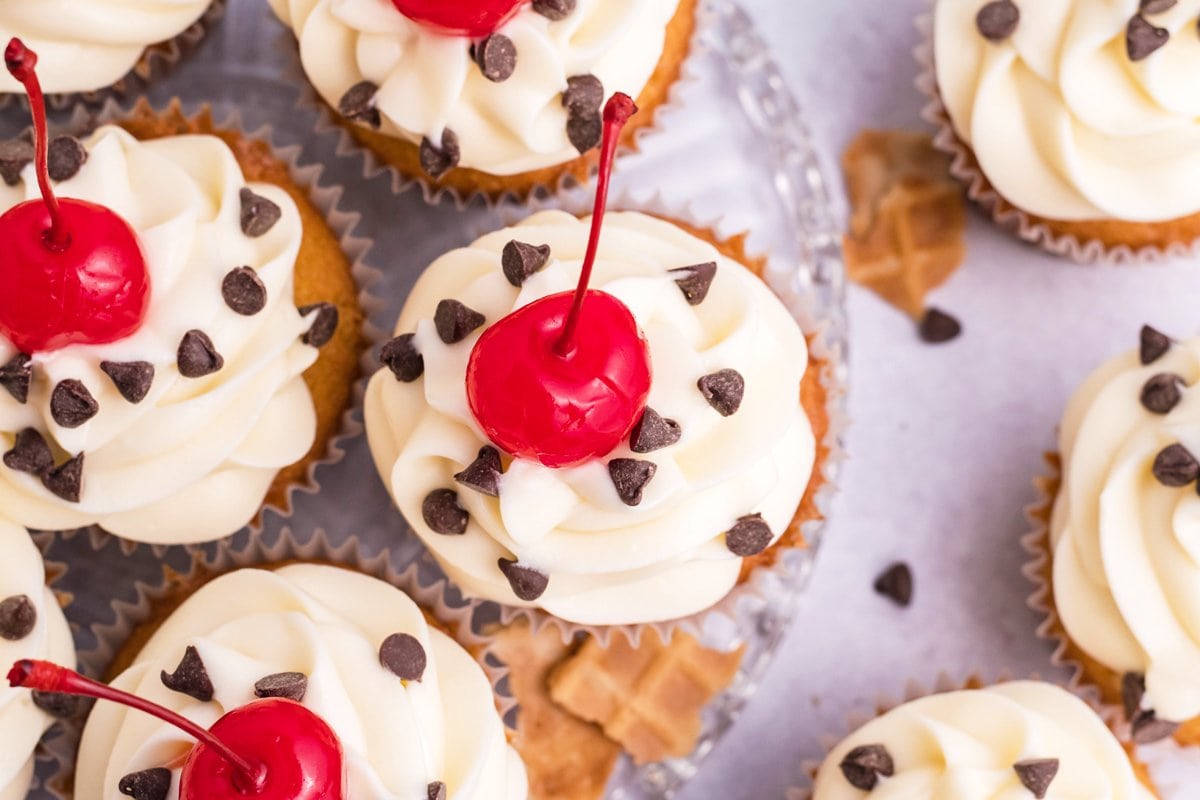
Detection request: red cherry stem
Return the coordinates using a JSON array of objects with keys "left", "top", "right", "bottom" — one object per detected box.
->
[
  {"left": 9, "top": 660, "right": 267, "bottom": 792},
  {"left": 4, "top": 39, "right": 68, "bottom": 252},
  {"left": 553, "top": 92, "right": 638, "bottom": 357}
]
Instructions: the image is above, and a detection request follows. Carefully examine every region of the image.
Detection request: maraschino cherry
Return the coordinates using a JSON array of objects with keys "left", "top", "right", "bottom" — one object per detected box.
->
[
  {"left": 0, "top": 38, "right": 149, "bottom": 354},
  {"left": 466, "top": 93, "right": 651, "bottom": 469},
  {"left": 390, "top": 0, "right": 526, "bottom": 37},
  {"left": 9, "top": 660, "right": 344, "bottom": 799}
]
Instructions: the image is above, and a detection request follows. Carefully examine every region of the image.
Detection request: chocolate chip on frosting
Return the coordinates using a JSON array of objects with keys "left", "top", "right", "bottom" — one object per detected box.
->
[
  {"left": 4, "top": 428, "right": 52, "bottom": 476},
  {"left": 502, "top": 240, "right": 551, "bottom": 287},
  {"left": 698, "top": 369, "right": 745, "bottom": 416},
  {"left": 434, "top": 299, "right": 486, "bottom": 344},
  {"left": 50, "top": 379, "right": 98, "bottom": 429},
  {"left": 498, "top": 558, "right": 549, "bottom": 601},
  {"left": 608, "top": 458, "right": 656, "bottom": 506},
  {"left": 47, "top": 135, "right": 87, "bottom": 182},
  {"left": 454, "top": 445, "right": 503, "bottom": 497},
  {"left": 427, "top": 782, "right": 448, "bottom": 800},
  {"left": 1122, "top": 671, "right": 1147, "bottom": 720},
  {"left": 239, "top": 187, "right": 282, "bottom": 238},
  {"left": 299, "top": 302, "right": 339, "bottom": 347},
  {"left": 474, "top": 34, "right": 517, "bottom": 82},
  {"left": 118, "top": 768, "right": 172, "bottom": 800},
  {"left": 420, "top": 129, "right": 460, "bottom": 178},
  {"left": 669, "top": 262, "right": 717, "bottom": 306},
  {"left": 873, "top": 562, "right": 913, "bottom": 607},
  {"left": 0, "top": 594, "right": 36, "bottom": 640},
  {"left": 839, "top": 744, "right": 895, "bottom": 791},
  {"left": 1131, "top": 709, "right": 1179, "bottom": 744},
  {"left": 975, "top": 0, "right": 1019, "bottom": 42},
  {"left": 101, "top": 361, "right": 154, "bottom": 404},
  {"left": 1140, "top": 325, "right": 1172, "bottom": 364},
  {"left": 379, "top": 632, "right": 427, "bottom": 682},
  {"left": 381, "top": 333, "right": 424, "bottom": 382},
  {"left": 1127, "top": 14, "right": 1169, "bottom": 61},
  {"left": 1013, "top": 759, "right": 1059, "bottom": 799},
  {"left": 919, "top": 308, "right": 962, "bottom": 344},
  {"left": 629, "top": 408, "right": 682, "bottom": 454},
  {"left": 222, "top": 266, "right": 268, "bottom": 316},
  {"left": 254, "top": 672, "right": 308, "bottom": 702},
  {"left": 562, "top": 74, "right": 604, "bottom": 116},
  {"left": 1152, "top": 443, "right": 1199, "bottom": 487},
  {"left": 0, "top": 353, "right": 32, "bottom": 403},
  {"left": 42, "top": 453, "right": 83, "bottom": 502},
  {"left": 177, "top": 330, "right": 224, "bottom": 378},
  {"left": 423, "top": 488, "right": 470, "bottom": 535},
  {"left": 160, "top": 645, "right": 215, "bottom": 702},
  {"left": 724, "top": 514, "right": 773, "bottom": 557},
  {"left": 1141, "top": 0, "right": 1177, "bottom": 15},
  {"left": 1141, "top": 373, "right": 1185, "bottom": 415},
  {"left": 566, "top": 111, "right": 602, "bottom": 155},
  {"left": 532, "top": 0, "right": 575, "bottom": 20},
  {"left": 338, "top": 81, "right": 381, "bottom": 129},
  {"left": 0, "top": 139, "right": 33, "bottom": 186},
  {"left": 32, "top": 690, "right": 83, "bottom": 718}
]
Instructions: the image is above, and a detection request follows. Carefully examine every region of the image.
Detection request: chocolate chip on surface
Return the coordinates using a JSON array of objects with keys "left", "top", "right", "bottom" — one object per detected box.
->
[
  {"left": 1127, "top": 14, "right": 1169, "bottom": 61},
  {"left": 533, "top": 0, "right": 575, "bottom": 20},
  {"left": 1013, "top": 759, "right": 1059, "bottom": 799},
  {"left": 254, "top": 672, "right": 308, "bottom": 702},
  {"left": 566, "top": 111, "right": 602, "bottom": 154},
  {"left": 498, "top": 558, "right": 549, "bottom": 601},
  {"left": 50, "top": 379, "right": 98, "bottom": 428},
  {"left": 873, "top": 562, "right": 913, "bottom": 607},
  {"left": 502, "top": 240, "right": 551, "bottom": 287},
  {"left": 1141, "top": 373, "right": 1185, "bottom": 415},
  {"left": 0, "top": 353, "right": 32, "bottom": 403},
  {"left": 47, "top": 135, "right": 87, "bottom": 182},
  {"left": 1141, "top": 0, "right": 1178, "bottom": 12},
  {"left": 299, "top": 302, "right": 339, "bottom": 347},
  {"left": 42, "top": 453, "right": 83, "bottom": 502},
  {"left": 454, "top": 445, "right": 503, "bottom": 497},
  {"left": 32, "top": 690, "right": 83, "bottom": 718},
  {"left": 1131, "top": 709, "right": 1179, "bottom": 743},
  {"left": 434, "top": 299, "right": 486, "bottom": 344},
  {"left": 562, "top": 74, "right": 604, "bottom": 116},
  {"left": 221, "top": 266, "right": 267, "bottom": 316},
  {"left": 423, "top": 488, "right": 470, "bottom": 535},
  {"left": 669, "top": 262, "right": 717, "bottom": 306},
  {"left": 239, "top": 187, "right": 282, "bottom": 238},
  {"left": 1152, "top": 443, "right": 1199, "bottom": 487},
  {"left": 118, "top": 767, "right": 172, "bottom": 800},
  {"left": 918, "top": 308, "right": 962, "bottom": 343},
  {"left": 379, "top": 632, "right": 427, "bottom": 681},
  {"left": 4, "top": 428, "right": 53, "bottom": 475},
  {"left": 975, "top": 0, "right": 1020, "bottom": 42},
  {"left": 178, "top": 330, "right": 224, "bottom": 378},
  {"left": 725, "top": 514, "right": 773, "bottom": 556},
  {"left": 427, "top": 782, "right": 448, "bottom": 800},
  {"left": 338, "top": 81, "right": 381, "bottom": 129},
  {"left": 381, "top": 333, "right": 424, "bottom": 382},
  {"left": 474, "top": 34, "right": 517, "bottom": 82},
  {"left": 1140, "top": 325, "right": 1172, "bottom": 365},
  {"left": 420, "top": 129, "right": 460, "bottom": 178},
  {"left": 839, "top": 744, "right": 895, "bottom": 791},
  {"left": 100, "top": 361, "right": 154, "bottom": 404},
  {"left": 0, "top": 139, "right": 32, "bottom": 186},
  {"left": 608, "top": 458, "right": 656, "bottom": 506},
  {"left": 0, "top": 594, "right": 36, "bottom": 640},
  {"left": 629, "top": 407, "right": 682, "bottom": 453},
  {"left": 698, "top": 369, "right": 745, "bottom": 416},
  {"left": 1122, "top": 672, "right": 1146, "bottom": 720},
  {"left": 160, "top": 645, "right": 215, "bottom": 702}
]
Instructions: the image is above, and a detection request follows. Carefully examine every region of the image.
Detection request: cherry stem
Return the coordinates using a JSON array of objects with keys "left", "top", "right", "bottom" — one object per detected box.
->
[
  {"left": 4, "top": 39, "right": 68, "bottom": 252},
  {"left": 9, "top": 660, "right": 268, "bottom": 792},
  {"left": 553, "top": 92, "right": 638, "bottom": 358}
]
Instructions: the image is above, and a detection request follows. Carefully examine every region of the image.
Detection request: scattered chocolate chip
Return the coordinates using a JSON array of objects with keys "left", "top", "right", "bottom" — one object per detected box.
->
[
  {"left": 669, "top": 262, "right": 717, "bottom": 306},
  {"left": 420, "top": 129, "right": 460, "bottom": 178},
  {"left": 498, "top": 558, "right": 549, "bottom": 601},
  {"left": 454, "top": 445, "right": 503, "bottom": 497},
  {"left": 177, "top": 330, "right": 224, "bottom": 378},
  {"left": 1123, "top": 672, "right": 1147, "bottom": 720},
  {"left": 221, "top": 266, "right": 267, "bottom": 316},
  {"left": 1013, "top": 758, "right": 1059, "bottom": 799},
  {"left": 379, "top": 632, "right": 427, "bottom": 682},
  {"left": 381, "top": 333, "right": 424, "bottom": 382},
  {"left": 1141, "top": 373, "right": 1185, "bottom": 415},
  {"left": 839, "top": 744, "right": 894, "bottom": 791},
  {"left": 502, "top": 240, "right": 552, "bottom": 287},
  {"left": 46, "top": 136, "right": 87, "bottom": 182},
  {"left": 698, "top": 369, "right": 745, "bottom": 416},
  {"left": 427, "top": 782, "right": 447, "bottom": 800},
  {"left": 918, "top": 308, "right": 962, "bottom": 343},
  {"left": 566, "top": 111, "right": 602, "bottom": 155},
  {"left": 0, "top": 353, "right": 31, "bottom": 403},
  {"left": 1141, "top": 0, "right": 1177, "bottom": 15},
  {"left": 4, "top": 428, "right": 52, "bottom": 475},
  {"left": 533, "top": 0, "right": 575, "bottom": 20},
  {"left": 434, "top": 299, "right": 486, "bottom": 345},
  {"left": 0, "top": 594, "right": 35, "bottom": 640},
  {"left": 0, "top": 139, "right": 33, "bottom": 186},
  {"left": 118, "top": 768, "right": 172, "bottom": 800},
  {"left": 1152, "top": 443, "right": 1199, "bottom": 487},
  {"left": 423, "top": 488, "right": 469, "bottom": 535},
  {"left": 562, "top": 74, "right": 604, "bottom": 116},
  {"left": 100, "top": 361, "right": 154, "bottom": 404},
  {"left": 1127, "top": 14, "right": 1169, "bottom": 61},
  {"left": 239, "top": 187, "right": 282, "bottom": 238},
  {"left": 160, "top": 645, "right": 214, "bottom": 702},
  {"left": 50, "top": 379, "right": 98, "bottom": 429},
  {"left": 42, "top": 453, "right": 83, "bottom": 502},
  {"left": 873, "top": 562, "right": 913, "bottom": 607},
  {"left": 1141, "top": 325, "right": 1172, "bottom": 365},
  {"left": 474, "top": 34, "right": 517, "bottom": 82},
  {"left": 629, "top": 408, "right": 682, "bottom": 453},
  {"left": 976, "top": 0, "right": 1020, "bottom": 42},
  {"left": 338, "top": 81, "right": 381, "bottom": 129},
  {"left": 32, "top": 690, "right": 83, "bottom": 718},
  {"left": 299, "top": 302, "right": 339, "bottom": 347},
  {"left": 608, "top": 458, "right": 656, "bottom": 506},
  {"left": 724, "top": 514, "right": 773, "bottom": 556},
  {"left": 255, "top": 672, "right": 308, "bottom": 702},
  {"left": 1131, "top": 709, "right": 1179, "bottom": 743}
]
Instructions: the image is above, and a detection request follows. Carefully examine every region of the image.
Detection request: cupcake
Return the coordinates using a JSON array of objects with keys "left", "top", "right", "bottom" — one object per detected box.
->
[
  {"left": 929, "top": 0, "right": 1200, "bottom": 254},
  {"left": 268, "top": 0, "right": 697, "bottom": 201},
  {"left": 0, "top": 45, "right": 363, "bottom": 546},
  {"left": 811, "top": 681, "right": 1157, "bottom": 798}
]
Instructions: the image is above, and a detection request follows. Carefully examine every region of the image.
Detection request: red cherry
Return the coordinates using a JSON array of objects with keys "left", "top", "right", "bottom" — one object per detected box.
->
[
  {"left": 390, "top": 0, "right": 526, "bottom": 36},
  {"left": 466, "top": 93, "right": 649, "bottom": 468},
  {"left": 0, "top": 38, "right": 149, "bottom": 355}
]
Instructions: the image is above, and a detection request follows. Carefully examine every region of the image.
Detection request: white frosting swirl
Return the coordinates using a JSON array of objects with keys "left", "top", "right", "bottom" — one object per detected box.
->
[
  {"left": 935, "top": 0, "right": 1200, "bottom": 222},
  {"left": 0, "top": 126, "right": 321, "bottom": 545},
  {"left": 1051, "top": 336, "right": 1200, "bottom": 722},
  {"left": 814, "top": 682, "right": 1154, "bottom": 799},
  {"left": 76, "top": 564, "right": 527, "bottom": 800},
  {"left": 267, "top": 0, "right": 680, "bottom": 175},
  {"left": 365, "top": 211, "right": 814, "bottom": 625},
  {"left": 0, "top": 521, "right": 75, "bottom": 800},
  {"left": 0, "top": 0, "right": 211, "bottom": 94}
]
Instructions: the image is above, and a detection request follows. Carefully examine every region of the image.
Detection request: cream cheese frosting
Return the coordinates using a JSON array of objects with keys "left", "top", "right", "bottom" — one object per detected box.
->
[
  {"left": 76, "top": 564, "right": 527, "bottom": 799},
  {"left": 0, "top": 0, "right": 211, "bottom": 95},
  {"left": 267, "top": 0, "right": 679, "bottom": 175},
  {"left": 935, "top": 0, "right": 1200, "bottom": 222},
  {"left": 0, "top": 126, "right": 323, "bottom": 545},
  {"left": 0, "top": 521, "right": 75, "bottom": 800},
  {"left": 365, "top": 210, "right": 815, "bottom": 625},
  {"left": 1051, "top": 332, "right": 1200, "bottom": 723},
  {"left": 813, "top": 681, "right": 1154, "bottom": 799}
]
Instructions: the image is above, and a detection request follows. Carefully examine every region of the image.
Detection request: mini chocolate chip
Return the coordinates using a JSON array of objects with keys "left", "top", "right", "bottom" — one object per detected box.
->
[
  {"left": 1152, "top": 443, "right": 1199, "bottom": 487},
  {"left": 474, "top": 34, "right": 517, "bottom": 82},
  {"left": 420, "top": 129, "right": 460, "bottom": 178},
  {"left": 4, "top": 428, "right": 52, "bottom": 475},
  {"left": 427, "top": 782, "right": 447, "bottom": 800},
  {"left": 1128, "top": 14, "right": 1169, "bottom": 61},
  {"left": 0, "top": 139, "right": 32, "bottom": 186},
  {"left": 608, "top": 458, "right": 656, "bottom": 506},
  {"left": 1122, "top": 672, "right": 1146, "bottom": 720},
  {"left": 630, "top": 408, "right": 682, "bottom": 453},
  {"left": 873, "top": 562, "right": 913, "bottom": 607},
  {"left": 100, "top": 361, "right": 154, "bottom": 404},
  {"left": 47, "top": 136, "right": 86, "bottom": 182},
  {"left": 178, "top": 330, "right": 224, "bottom": 378},
  {"left": 562, "top": 74, "right": 604, "bottom": 116},
  {"left": 255, "top": 672, "right": 308, "bottom": 702},
  {"left": 0, "top": 353, "right": 31, "bottom": 403},
  {"left": 502, "top": 240, "right": 552, "bottom": 287},
  {"left": 381, "top": 333, "right": 424, "bottom": 382},
  {"left": 338, "top": 81, "right": 381, "bottom": 129},
  {"left": 839, "top": 744, "right": 894, "bottom": 791},
  {"left": 299, "top": 302, "right": 339, "bottom": 347},
  {"left": 919, "top": 308, "right": 962, "bottom": 343},
  {"left": 118, "top": 768, "right": 172, "bottom": 800},
  {"left": 725, "top": 514, "right": 773, "bottom": 556},
  {"left": 454, "top": 445, "right": 503, "bottom": 497},
  {"left": 698, "top": 369, "right": 745, "bottom": 416},
  {"left": 976, "top": 0, "right": 1020, "bottom": 42},
  {"left": 669, "top": 262, "right": 717, "bottom": 306},
  {"left": 423, "top": 488, "right": 470, "bottom": 535},
  {"left": 32, "top": 690, "right": 83, "bottom": 718},
  {"left": 1142, "top": 0, "right": 1178, "bottom": 12},
  {"left": 221, "top": 266, "right": 267, "bottom": 316},
  {"left": 0, "top": 595, "right": 36, "bottom": 640},
  {"left": 50, "top": 379, "right": 98, "bottom": 428},
  {"left": 239, "top": 187, "right": 282, "bottom": 238},
  {"left": 1141, "top": 325, "right": 1172, "bottom": 364},
  {"left": 160, "top": 645, "right": 214, "bottom": 702},
  {"left": 1141, "top": 373, "right": 1185, "bottom": 415},
  {"left": 566, "top": 111, "right": 602, "bottom": 154},
  {"left": 498, "top": 558, "right": 549, "bottom": 601},
  {"left": 1013, "top": 759, "right": 1059, "bottom": 799},
  {"left": 434, "top": 299, "right": 486, "bottom": 345},
  {"left": 533, "top": 0, "right": 575, "bottom": 20},
  {"left": 379, "top": 632, "right": 427, "bottom": 681},
  {"left": 42, "top": 453, "right": 83, "bottom": 502},
  {"left": 1131, "top": 709, "right": 1179, "bottom": 743}
]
